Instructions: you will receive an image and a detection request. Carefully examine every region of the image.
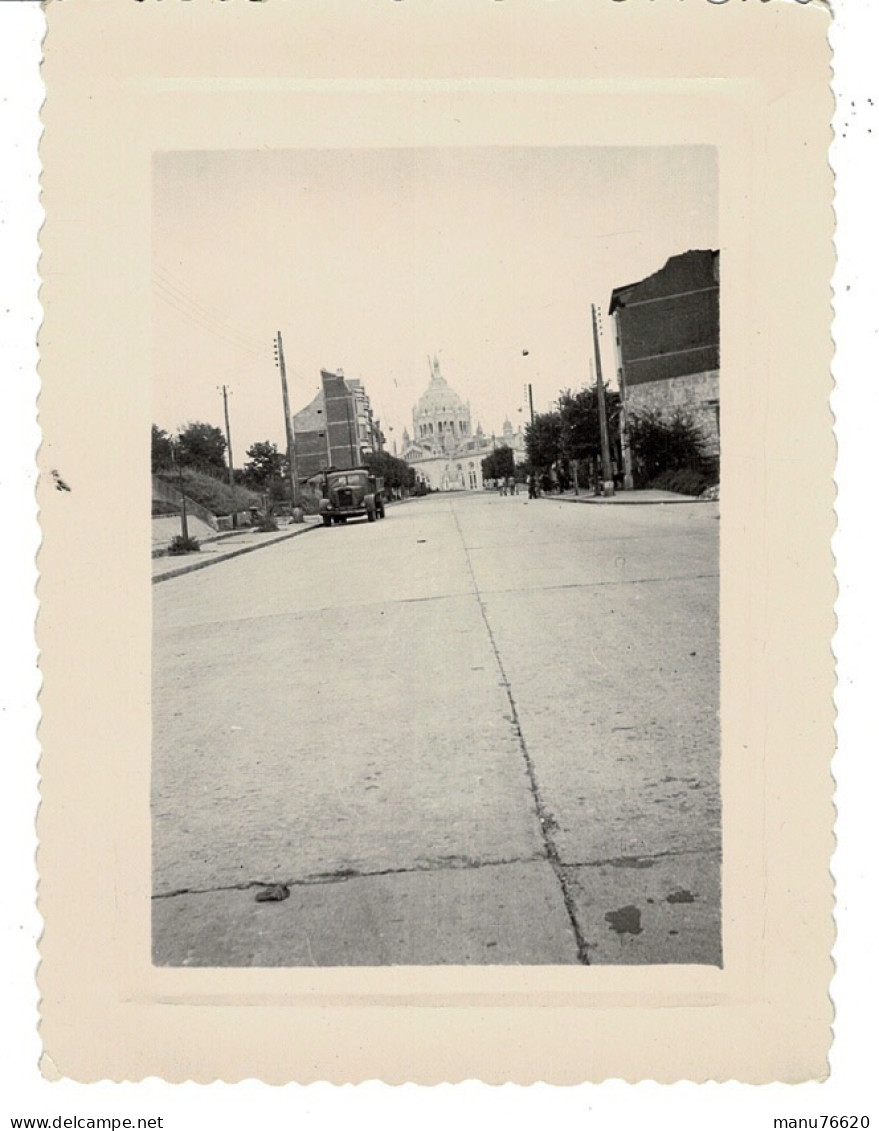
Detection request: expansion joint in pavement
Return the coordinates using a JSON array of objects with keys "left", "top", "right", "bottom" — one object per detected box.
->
[
  {"left": 563, "top": 846, "right": 722, "bottom": 870},
  {"left": 152, "top": 852, "right": 548, "bottom": 900},
  {"left": 450, "top": 508, "right": 592, "bottom": 965}
]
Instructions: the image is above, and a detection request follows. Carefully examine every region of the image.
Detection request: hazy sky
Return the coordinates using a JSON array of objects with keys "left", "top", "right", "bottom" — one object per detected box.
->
[{"left": 152, "top": 146, "right": 716, "bottom": 455}]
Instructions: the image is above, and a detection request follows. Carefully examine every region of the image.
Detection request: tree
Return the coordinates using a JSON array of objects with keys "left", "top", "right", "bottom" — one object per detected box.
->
[
  {"left": 176, "top": 421, "right": 227, "bottom": 476},
  {"left": 363, "top": 450, "right": 416, "bottom": 496},
  {"left": 525, "top": 411, "right": 563, "bottom": 472},
  {"left": 242, "top": 441, "right": 288, "bottom": 492},
  {"left": 557, "top": 386, "right": 620, "bottom": 464},
  {"left": 481, "top": 445, "right": 515, "bottom": 482},
  {"left": 151, "top": 425, "right": 174, "bottom": 473},
  {"left": 627, "top": 409, "right": 707, "bottom": 482}
]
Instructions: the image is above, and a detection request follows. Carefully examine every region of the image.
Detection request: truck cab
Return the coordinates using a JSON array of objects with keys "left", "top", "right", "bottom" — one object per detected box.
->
[{"left": 319, "top": 467, "right": 386, "bottom": 526}]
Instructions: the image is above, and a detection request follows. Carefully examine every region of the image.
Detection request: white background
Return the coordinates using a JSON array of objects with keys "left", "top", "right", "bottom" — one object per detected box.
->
[{"left": 2, "top": 0, "right": 875, "bottom": 1125}]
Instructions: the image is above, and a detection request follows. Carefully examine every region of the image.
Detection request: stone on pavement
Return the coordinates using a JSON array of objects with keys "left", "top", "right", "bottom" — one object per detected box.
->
[{"left": 152, "top": 861, "right": 579, "bottom": 966}]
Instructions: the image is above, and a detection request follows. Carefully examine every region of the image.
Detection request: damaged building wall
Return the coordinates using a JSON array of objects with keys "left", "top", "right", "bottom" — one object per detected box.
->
[{"left": 610, "top": 249, "right": 720, "bottom": 457}]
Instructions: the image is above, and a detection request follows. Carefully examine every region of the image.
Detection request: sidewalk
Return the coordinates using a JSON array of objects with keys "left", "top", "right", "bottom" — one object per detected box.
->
[
  {"left": 546, "top": 488, "right": 707, "bottom": 506},
  {"left": 152, "top": 518, "right": 322, "bottom": 584}
]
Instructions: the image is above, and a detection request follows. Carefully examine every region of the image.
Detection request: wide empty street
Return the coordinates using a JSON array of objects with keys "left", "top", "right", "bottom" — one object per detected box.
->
[{"left": 152, "top": 492, "right": 720, "bottom": 966}]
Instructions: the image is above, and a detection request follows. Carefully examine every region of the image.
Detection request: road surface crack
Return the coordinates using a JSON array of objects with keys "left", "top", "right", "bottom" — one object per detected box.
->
[
  {"left": 562, "top": 846, "right": 721, "bottom": 869},
  {"left": 152, "top": 852, "right": 547, "bottom": 900},
  {"left": 450, "top": 507, "right": 592, "bottom": 964}
]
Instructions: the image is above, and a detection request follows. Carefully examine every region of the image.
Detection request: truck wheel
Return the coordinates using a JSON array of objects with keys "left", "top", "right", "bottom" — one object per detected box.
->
[
  {"left": 322, "top": 515, "right": 332, "bottom": 527},
  {"left": 339, "top": 516, "right": 347, "bottom": 524},
  {"left": 377, "top": 501, "right": 385, "bottom": 518}
]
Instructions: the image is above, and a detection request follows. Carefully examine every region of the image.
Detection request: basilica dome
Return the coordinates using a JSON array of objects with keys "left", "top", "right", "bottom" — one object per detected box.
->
[{"left": 412, "top": 356, "right": 472, "bottom": 448}]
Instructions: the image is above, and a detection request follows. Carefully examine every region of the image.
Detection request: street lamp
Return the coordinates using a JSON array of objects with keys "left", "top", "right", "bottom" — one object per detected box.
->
[{"left": 521, "top": 349, "right": 536, "bottom": 426}]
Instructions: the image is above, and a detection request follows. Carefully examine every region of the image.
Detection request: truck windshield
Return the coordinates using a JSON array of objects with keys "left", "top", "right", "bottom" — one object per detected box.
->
[{"left": 332, "top": 475, "right": 367, "bottom": 487}]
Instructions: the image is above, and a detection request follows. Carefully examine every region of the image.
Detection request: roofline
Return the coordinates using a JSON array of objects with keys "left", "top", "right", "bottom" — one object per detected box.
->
[{"left": 608, "top": 248, "right": 720, "bottom": 315}]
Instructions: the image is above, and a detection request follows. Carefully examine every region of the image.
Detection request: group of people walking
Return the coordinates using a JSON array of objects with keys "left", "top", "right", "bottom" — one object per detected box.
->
[
  {"left": 491, "top": 470, "right": 578, "bottom": 499},
  {"left": 492, "top": 473, "right": 552, "bottom": 499}
]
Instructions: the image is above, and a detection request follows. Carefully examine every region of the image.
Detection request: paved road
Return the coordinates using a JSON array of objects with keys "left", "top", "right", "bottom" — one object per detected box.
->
[{"left": 152, "top": 492, "right": 720, "bottom": 966}]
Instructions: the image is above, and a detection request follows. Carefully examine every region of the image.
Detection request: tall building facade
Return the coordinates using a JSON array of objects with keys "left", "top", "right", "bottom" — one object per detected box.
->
[{"left": 292, "top": 369, "right": 383, "bottom": 481}]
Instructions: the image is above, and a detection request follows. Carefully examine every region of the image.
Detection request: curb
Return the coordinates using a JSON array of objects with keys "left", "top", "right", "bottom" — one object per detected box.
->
[
  {"left": 152, "top": 523, "right": 321, "bottom": 584},
  {"left": 151, "top": 526, "right": 248, "bottom": 560}
]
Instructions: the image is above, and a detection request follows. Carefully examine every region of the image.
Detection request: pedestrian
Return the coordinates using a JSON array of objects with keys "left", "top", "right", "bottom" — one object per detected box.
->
[{"left": 528, "top": 473, "right": 537, "bottom": 500}]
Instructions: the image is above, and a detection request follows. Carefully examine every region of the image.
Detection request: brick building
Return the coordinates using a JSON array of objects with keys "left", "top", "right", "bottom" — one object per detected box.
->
[
  {"left": 610, "top": 249, "right": 720, "bottom": 459},
  {"left": 292, "top": 369, "right": 383, "bottom": 481}
]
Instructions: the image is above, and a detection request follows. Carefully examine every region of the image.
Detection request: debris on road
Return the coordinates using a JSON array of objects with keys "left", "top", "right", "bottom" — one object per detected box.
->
[{"left": 255, "top": 884, "right": 290, "bottom": 903}]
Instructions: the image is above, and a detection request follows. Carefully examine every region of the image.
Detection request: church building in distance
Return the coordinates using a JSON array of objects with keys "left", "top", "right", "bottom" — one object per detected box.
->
[{"left": 400, "top": 356, "right": 526, "bottom": 491}]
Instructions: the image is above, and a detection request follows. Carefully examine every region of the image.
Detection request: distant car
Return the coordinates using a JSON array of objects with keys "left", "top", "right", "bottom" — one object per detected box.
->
[{"left": 318, "top": 467, "right": 386, "bottom": 526}]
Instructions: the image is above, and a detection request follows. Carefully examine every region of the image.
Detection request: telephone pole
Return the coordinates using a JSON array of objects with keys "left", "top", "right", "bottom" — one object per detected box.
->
[
  {"left": 219, "top": 384, "right": 235, "bottom": 487},
  {"left": 172, "top": 440, "right": 189, "bottom": 543},
  {"left": 219, "top": 383, "right": 237, "bottom": 527},
  {"left": 273, "top": 331, "right": 304, "bottom": 521},
  {"left": 591, "top": 303, "right": 615, "bottom": 497}
]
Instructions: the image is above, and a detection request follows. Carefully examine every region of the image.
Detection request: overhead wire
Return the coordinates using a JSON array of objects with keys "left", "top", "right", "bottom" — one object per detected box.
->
[
  {"left": 152, "top": 285, "right": 265, "bottom": 357},
  {"left": 152, "top": 268, "right": 268, "bottom": 356},
  {"left": 152, "top": 264, "right": 267, "bottom": 349}
]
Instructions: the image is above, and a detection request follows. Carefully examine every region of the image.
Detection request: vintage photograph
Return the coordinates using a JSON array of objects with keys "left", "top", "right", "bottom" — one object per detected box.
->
[{"left": 150, "top": 146, "right": 721, "bottom": 968}]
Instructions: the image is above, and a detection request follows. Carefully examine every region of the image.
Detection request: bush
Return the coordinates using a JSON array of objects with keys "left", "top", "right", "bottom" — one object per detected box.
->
[
  {"left": 255, "top": 516, "right": 279, "bottom": 532},
  {"left": 156, "top": 467, "right": 260, "bottom": 516},
  {"left": 168, "top": 534, "right": 200, "bottom": 555},
  {"left": 628, "top": 409, "right": 708, "bottom": 485},
  {"left": 298, "top": 482, "right": 324, "bottom": 516},
  {"left": 649, "top": 468, "right": 716, "bottom": 496}
]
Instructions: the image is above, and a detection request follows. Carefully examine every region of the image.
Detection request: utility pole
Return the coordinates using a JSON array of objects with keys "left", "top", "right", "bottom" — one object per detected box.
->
[
  {"left": 219, "top": 384, "right": 235, "bottom": 487},
  {"left": 219, "top": 383, "right": 237, "bottom": 527},
  {"left": 591, "top": 303, "right": 615, "bottom": 497},
  {"left": 612, "top": 311, "right": 635, "bottom": 491},
  {"left": 273, "top": 331, "right": 304, "bottom": 522},
  {"left": 172, "top": 441, "right": 189, "bottom": 543}
]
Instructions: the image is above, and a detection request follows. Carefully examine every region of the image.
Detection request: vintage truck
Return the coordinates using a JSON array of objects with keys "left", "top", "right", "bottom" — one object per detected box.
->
[{"left": 318, "top": 467, "right": 386, "bottom": 526}]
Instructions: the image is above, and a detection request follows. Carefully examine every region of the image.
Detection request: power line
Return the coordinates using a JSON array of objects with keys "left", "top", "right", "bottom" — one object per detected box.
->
[
  {"left": 152, "top": 266, "right": 267, "bottom": 348},
  {"left": 153, "top": 285, "right": 265, "bottom": 357},
  {"left": 151, "top": 270, "right": 266, "bottom": 354},
  {"left": 152, "top": 284, "right": 264, "bottom": 355}
]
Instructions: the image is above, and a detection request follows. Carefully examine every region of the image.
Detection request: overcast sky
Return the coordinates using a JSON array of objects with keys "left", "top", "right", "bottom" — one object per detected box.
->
[{"left": 152, "top": 146, "right": 717, "bottom": 456}]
